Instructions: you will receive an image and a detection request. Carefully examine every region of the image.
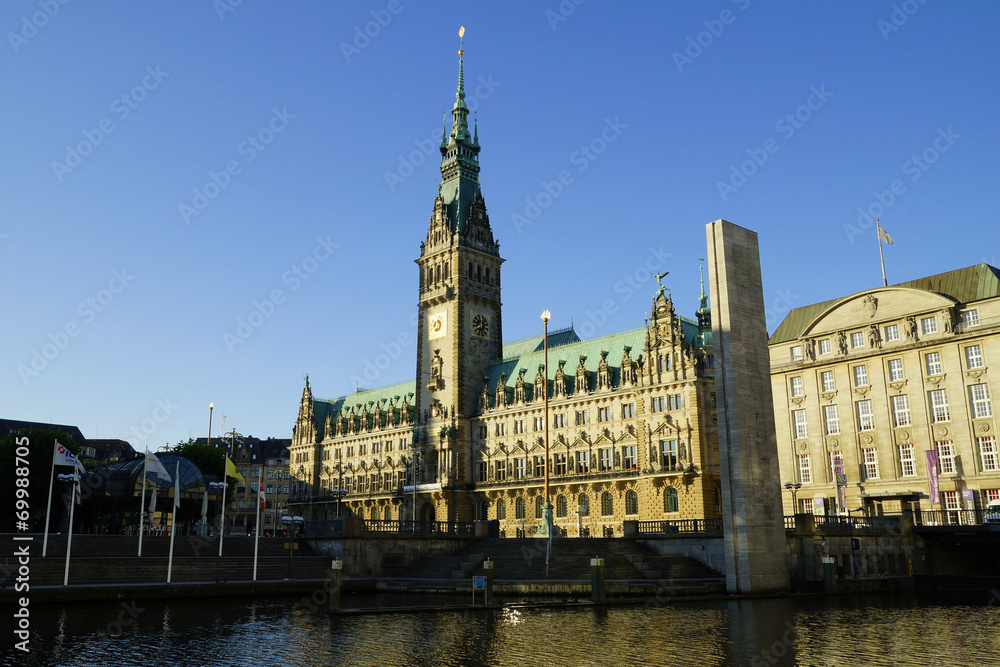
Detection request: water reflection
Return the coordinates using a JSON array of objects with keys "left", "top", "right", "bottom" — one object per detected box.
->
[{"left": 4, "top": 593, "right": 999, "bottom": 667}]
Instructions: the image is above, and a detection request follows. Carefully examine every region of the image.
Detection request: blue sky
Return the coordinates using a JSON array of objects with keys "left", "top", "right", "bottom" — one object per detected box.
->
[{"left": 2, "top": 1, "right": 998, "bottom": 451}]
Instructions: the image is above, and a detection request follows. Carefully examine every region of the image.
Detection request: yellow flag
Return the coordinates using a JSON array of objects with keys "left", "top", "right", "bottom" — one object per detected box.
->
[{"left": 225, "top": 457, "right": 245, "bottom": 485}]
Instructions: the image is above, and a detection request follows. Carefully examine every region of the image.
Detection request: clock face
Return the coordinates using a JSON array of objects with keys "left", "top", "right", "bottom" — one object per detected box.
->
[
  {"left": 429, "top": 312, "right": 446, "bottom": 340},
  {"left": 472, "top": 312, "right": 490, "bottom": 338}
]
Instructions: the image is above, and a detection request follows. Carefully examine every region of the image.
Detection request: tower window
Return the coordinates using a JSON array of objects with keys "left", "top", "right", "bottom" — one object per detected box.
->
[
  {"left": 484, "top": 267, "right": 490, "bottom": 285},
  {"left": 476, "top": 264, "right": 482, "bottom": 282}
]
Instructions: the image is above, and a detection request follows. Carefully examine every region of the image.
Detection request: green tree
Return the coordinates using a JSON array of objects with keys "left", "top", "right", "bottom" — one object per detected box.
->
[
  {"left": 172, "top": 438, "right": 241, "bottom": 491},
  {"left": 0, "top": 427, "right": 85, "bottom": 533}
]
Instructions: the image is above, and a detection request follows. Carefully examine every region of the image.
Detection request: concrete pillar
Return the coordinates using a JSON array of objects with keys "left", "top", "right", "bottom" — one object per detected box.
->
[
  {"left": 329, "top": 559, "right": 342, "bottom": 612},
  {"left": 706, "top": 219, "right": 791, "bottom": 594},
  {"left": 590, "top": 557, "right": 606, "bottom": 603}
]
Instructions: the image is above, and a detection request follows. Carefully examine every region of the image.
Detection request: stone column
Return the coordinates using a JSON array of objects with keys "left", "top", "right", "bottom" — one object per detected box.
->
[{"left": 706, "top": 219, "right": 790, "bottom": 594}]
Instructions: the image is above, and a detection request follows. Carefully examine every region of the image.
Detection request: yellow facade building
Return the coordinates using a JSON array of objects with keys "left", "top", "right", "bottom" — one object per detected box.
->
[{"left": 769, "top": 264, "right": 1000, "bottom": 519}]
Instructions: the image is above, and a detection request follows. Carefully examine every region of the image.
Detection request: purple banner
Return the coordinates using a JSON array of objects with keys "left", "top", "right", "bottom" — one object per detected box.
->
[
  {"left": 926, "top": 450, "right": 939, "bottom": 504},
  {"left": 962, "top": 488, "right": 975, "bottom": 502},
  {"left": 834, "top": 458, "right": 847, "bottom": 513},
  {"left": 814, "top": 497, "right": 826, "bottom": 516}
]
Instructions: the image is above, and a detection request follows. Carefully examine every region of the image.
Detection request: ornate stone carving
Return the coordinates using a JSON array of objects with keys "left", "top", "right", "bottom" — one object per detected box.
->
[
  {"left": 905, "top": 316, "right": 917, "bottom": 341},
  {"left": 533, "top": 365, "right": 546, "bottom": 402},
  {"left": 837, "top": 331, "right": 848, "bottom": 355},
  {"left": 554, "top": 360, "right": 567, "bottom": 397},
  {"left": 862, "top": 294, "right": 878, "bottom": 319},
  {"left": 575, "top": 357, "right": 588, "bottom": 394},
  {"left": 597, "top": 351, "right": 611, "bottom": 390},
  {"left": 495, "top": 374, "right": 507, "bottom": 408},
  {"left": 514, "top": 369, "right": 527, "bottom": 404},
  {"left": 868, "top": 324, "right": 881, "bottom": 349}
]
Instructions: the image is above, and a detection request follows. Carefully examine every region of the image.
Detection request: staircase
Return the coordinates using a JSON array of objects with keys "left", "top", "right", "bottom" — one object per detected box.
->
[{"left": 399, "top": 537, "right": 723, "bottom": 584}]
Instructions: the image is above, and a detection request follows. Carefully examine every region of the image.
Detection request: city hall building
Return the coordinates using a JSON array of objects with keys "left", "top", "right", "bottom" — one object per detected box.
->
[
  {"left": 288, "top": 45, "right": 721, "bottom": 536},
  {"left": 769, "top": 264, "right": 1000, "bottom": 519}
]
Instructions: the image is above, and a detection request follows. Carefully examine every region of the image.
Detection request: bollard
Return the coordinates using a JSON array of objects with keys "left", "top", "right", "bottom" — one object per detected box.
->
[
  {"left": 484, "top": 559, "right": 494, "bottom": 607},
  {"left": 591, "top": 557, "right": 605, "bottom": 603},
  {"left": 329, "top": 559, "right": 342, "bottom": 612},
  {"left": 821, "top": 556, "right": 837, "bottom": 593}
]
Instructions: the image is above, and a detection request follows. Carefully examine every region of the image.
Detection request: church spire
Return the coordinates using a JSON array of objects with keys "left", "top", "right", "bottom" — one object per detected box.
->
[
  {"left": 696, "top": 259, "right": 712, "bottom": 346},
  {"left": 438, "top": 26, "right": 481, "bottom": 235}
]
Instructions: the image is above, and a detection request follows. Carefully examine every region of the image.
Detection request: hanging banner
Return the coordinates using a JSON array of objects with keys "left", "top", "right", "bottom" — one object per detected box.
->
[
  {"left": 834, "top": 457, "right": 847, "bottom": 513},
  {"left": 926, "top": 450, "right": 940, "bottom": 504}
]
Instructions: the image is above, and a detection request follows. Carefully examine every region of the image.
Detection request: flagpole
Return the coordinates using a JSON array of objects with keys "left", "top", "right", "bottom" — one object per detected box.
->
[
  {"left": 219, "top": 455, "right": 227, "bottom": 557},
  {"left": 62, "top": 470, "right": 78, "bottom": 586},
  {"left": 42, "top": 440, "right": 58, "bottom": 557},
  {"left": 877, "top": 219, "right": 887, "bottom": 287},
  {"left": 167, "top": 460, "right": 180, "bottom": 583},
  {"left": 253, "top": 469, "right": 262, "bottom": 581},
  {"left": 138, "top": 448, "right": 149, "bottom": 556}
]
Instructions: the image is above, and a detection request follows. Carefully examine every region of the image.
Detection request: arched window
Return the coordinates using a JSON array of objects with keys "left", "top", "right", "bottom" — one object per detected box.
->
[
  {"left": 535, "top": 496, "right": 544, "bottom": 519},
  {"left": 370, "top": 506, "right": 379, "bottom": 521},
  {"left": 556, "top": 495, "right": 568, "bottom": 518},
  {"left": 625, "top": 490, "right": 638, "bottom": 515},
  {"left": 665, "top": 487, "right": 679, "bottom": 513},
  {"left": 579, "top": 494, "right": 590, "bottom": 516},
  {"left": 714, "top": 487, "right": 722, "bottom": 513},
  {"left": 601, "top": 492, "right": 614, "bottom": 517},
  {"left": 497, "top": 499, "right": 506, "bottom": 520},
  {"left": 515, "top": 497, "right": 526, "bottom": 520},
  {"left": 384, "top": 506, "right": 392, "bottom": 522}
]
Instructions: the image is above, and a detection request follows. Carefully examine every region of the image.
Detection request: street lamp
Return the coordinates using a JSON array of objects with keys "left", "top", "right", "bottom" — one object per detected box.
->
[
  {"left": 281, "top": 514, "right": 303, "bottom": 579},
  {"left": 784, "top": 481, "right": 802, "bottom": 514},
  {"left": 540, "top": 310, "right": 553, "bottom": 541},
  {"left": 410, "top": 447, "right": 420, "bottom": 532}
]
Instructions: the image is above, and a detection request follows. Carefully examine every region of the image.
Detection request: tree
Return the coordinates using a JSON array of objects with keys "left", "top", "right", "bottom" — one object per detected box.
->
[
  {"left": 172, "top": 438, "right": 241, "bottom": 491},
  {"left": 0, "top": 427, "right": 85, "bottom": 532}
]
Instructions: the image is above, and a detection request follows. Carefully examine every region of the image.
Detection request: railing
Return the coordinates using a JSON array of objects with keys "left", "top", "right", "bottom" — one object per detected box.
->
[
  {"left": 811, "top": 515, "right": 901, "bottom": 532},
  {"left": 635, "top": 518, "right": 723, "bottom": 535},
  {"left": 363, "top": 520, "right": 476, "bottom": 535},
  {"left": 955, "top": 315, "right": 1000, "bottom": 335},
  {"left": 913, "top": 509, "right": 999, "bottom": 527},
  {"left": 302, "top": 518, "right": 477, "bottom": 536}
]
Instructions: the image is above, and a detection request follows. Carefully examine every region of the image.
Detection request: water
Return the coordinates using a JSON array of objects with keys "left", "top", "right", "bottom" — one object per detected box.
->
[{"left": 5, "top": 592, "right": 1000, "bottom": 666}]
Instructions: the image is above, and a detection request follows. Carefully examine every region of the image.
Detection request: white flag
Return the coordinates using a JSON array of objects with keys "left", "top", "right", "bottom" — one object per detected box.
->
[
  {"left": 73, "top": 469, "right": 82, "bottom": 505},
  {"left": 221, "top": 414, "right": 227, "bottom": 433},
  {"left": 877, "top": 222, "right": 894, "bottom": 245},
  {"left": 145, "top": 451, "right": 172, "bottom": 484},
  {"left": 173, "top": 462, "right": 182, "bottom": 508},
  {"left": 54, "top": 440, "right": 85, "bottom": 471}
]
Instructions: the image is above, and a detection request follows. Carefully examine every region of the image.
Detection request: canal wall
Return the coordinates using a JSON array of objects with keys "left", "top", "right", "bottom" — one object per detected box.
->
[{"left": 306, "top": 534, "right": 477, "bottom": 577}]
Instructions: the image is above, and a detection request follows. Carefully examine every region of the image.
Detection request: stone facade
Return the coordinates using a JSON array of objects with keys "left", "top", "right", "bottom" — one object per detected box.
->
[
  {"left": 288, "top": 42, "right": 722, "bottom": 534},
  {"left": 769, "top": 264, "right": 1000, "bottom": 519}
]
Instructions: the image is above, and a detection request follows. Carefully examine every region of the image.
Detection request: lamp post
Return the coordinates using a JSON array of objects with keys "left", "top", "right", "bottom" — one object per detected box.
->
[
  {"left": 540, "top": 310, "right": 553, "bottom": 540},
  {"left": 281, "top": 514, "right": 303, "bottom": 579},
  {"left": 410, "top": 447, "right": 420, "bottom": 532},
  {"left": 847, "top": 506, "right": 864, "bottom": 578},
  {"left": 208, "top": 403, "right": 214, "bottom": 447},
  {"left": 784, "top": 481, "right": 802, "bottom": 514}
]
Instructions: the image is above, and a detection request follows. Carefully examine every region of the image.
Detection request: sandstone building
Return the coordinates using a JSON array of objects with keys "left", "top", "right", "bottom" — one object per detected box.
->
[
  {"left": 288, "top": 43, "right": 721, "bottom": 535},
  {"left": 769, "top": 264, "right": 1000, "bottom": 520}
]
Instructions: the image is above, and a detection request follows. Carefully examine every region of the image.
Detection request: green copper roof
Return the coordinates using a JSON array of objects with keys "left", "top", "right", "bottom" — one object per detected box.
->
[
  {"left": 769, "top": 263, "right": 1000, "bottom": 344},
  {"left": 438, "top": 35, "right": 481, "bottom": 234},
  {"left": 501, "top": 326, "right": 582, "bottom": 360},
  {"left": 316, "top": 379, "right": 416, "bottom": 424},
  {"left": 482, "top": 318, "right": 701, "bottom": 405}
]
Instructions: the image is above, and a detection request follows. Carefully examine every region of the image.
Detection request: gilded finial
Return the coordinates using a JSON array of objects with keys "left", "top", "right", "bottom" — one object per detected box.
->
[{"left": 459, "top": 25, "right": 465, "bottom": 55}]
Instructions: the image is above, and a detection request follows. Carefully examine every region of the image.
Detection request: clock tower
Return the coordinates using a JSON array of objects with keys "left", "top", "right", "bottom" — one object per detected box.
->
[{"left": 414, "top": 30, "right": 504, "bottom": 521}]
